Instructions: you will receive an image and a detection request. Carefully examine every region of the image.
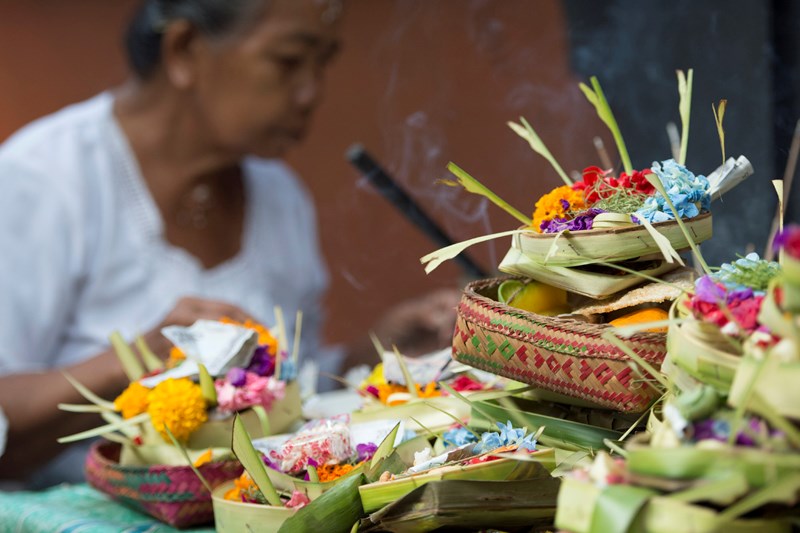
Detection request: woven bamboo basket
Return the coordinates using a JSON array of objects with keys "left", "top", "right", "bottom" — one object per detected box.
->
[
  {"left": 85, "top": 440, "right": 243, "bottom": 528},
  {"left": 453, "top": 277, "right": 667, "bottom": 412}
]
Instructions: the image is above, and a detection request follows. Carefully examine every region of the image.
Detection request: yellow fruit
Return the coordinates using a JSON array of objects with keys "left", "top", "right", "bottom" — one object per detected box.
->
[
  {"left": 498, "top": 280, "right": 568, "bottom": 315},
  {"left": 609, "top": 307, "right": 669, "bottom": 333}
]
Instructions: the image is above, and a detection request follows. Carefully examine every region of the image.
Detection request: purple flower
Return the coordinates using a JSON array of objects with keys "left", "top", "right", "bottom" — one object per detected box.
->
[
  {"left": 356, "top": 442, "right": 378, "bottom": 462},
  {"left": 540, "top": 208, "right": 605, "bottom": 233},
  {"left": 225, "top": 367, "right": 247, "bottom": 387},
  {"left": 263, "top": 454, "right": 281, "bottom": 472},
  {"left": 694, "top": 275, "right": 727, "bottom": 303},
  {"left": 726, "top": 287, "right": 754, "bottom": 305},
  {"left": 247, "top": 346, "right": 276, "bottom": 377},
  {"left": 560, "top": 199, "right": 571, "bottom": 210},
  {"left": 692, "top": 418, "right": 729, "bottom": 442},
  {"left": 302, "top": 457, "right": 320, "bottom": 480}
]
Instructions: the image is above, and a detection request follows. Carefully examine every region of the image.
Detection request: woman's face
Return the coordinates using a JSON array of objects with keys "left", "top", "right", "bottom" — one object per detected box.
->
[{"left": 189, "top": 0, "right": 342, "bottom": 158}]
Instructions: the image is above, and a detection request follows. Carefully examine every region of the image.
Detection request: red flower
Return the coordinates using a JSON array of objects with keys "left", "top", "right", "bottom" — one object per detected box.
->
[
  {"left": 619, "top": 170, "right": 655, "bottom": 195},
  {"left": 572, "top": 166, "right": 616, "bottom": 203}
]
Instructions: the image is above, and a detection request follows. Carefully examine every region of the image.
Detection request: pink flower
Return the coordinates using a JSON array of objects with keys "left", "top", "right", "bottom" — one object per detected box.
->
[
  {"left": 773, "top": 225, "right": 800, "bottom": 259},
  {"left": 285, "top": 490, "right": 310, "bottom": 509},
  {"left": 214, "top": 371, "right": 286, "bottom": 415},
  {"left": 449, "top": 375, "right": 485, "bottom": 392}
]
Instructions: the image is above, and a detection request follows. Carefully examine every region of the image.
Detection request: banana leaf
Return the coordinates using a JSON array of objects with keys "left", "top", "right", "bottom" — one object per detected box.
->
[
  {"left": 359, "top": 478, "right": 560, "bottom": 533},
  {"left": 728, "top": 351, "right": 800, "bottom": 422},
  {"left": 212, "top": 481, "right": 295, "bottom": 533},
  {"left": 359, "top": 448, "right": 555, "bottom": 513},
  {"left": 626, "top": 442, "right": 800, "bottom": 489},
  {"left": 119, "top": 442, "right": 231, "bottom": 467},
  {"left": 278, "top": 473, "right": 366, "bottom": 533},
  {"left": 470, "top": 399, "right": 633, "bottom": 452},
  {"left": 555, "top": 477, "right": 792, "bottom": 533},
  {"left": 666, "top": 297, "right": 742, "bottom": 392}
]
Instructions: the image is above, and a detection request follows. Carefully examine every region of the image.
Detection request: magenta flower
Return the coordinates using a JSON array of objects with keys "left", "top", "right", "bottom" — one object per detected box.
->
[{"left": 356, "top": 442, "right": 378, "bottom": 462}]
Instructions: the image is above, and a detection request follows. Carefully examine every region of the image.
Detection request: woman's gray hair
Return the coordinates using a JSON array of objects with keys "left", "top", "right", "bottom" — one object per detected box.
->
[{"left": 125, "top": 0, "right": 266, "bottom": 79}]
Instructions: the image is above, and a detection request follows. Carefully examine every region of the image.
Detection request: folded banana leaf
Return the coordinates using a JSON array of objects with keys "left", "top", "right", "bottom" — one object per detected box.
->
[
  {"left": 626, "top": 442, "right": 800, "bottom": 489},
  {"left": 278, "top": 473, "right": 366, "bottom": 533},
  {"left": 212, "top": 481, "right": 295, "bottom": 533},
  {"left": 555, "top": 477, "right": 793, "bottom": 533},
  {"left": 359, "top": 448, "right": 555, "bottom": 513},
  {"left": 359, "top": 478, "right": 560, "bottom": 533}
]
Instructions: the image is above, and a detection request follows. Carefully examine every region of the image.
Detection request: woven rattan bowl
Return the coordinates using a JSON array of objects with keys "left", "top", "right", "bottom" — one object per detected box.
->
[
  {"left": 453, "top": 277, "right": 667, "bottom": 412},
  {"left": 85, "top": 440, "right": 242, "bottom": 528}
]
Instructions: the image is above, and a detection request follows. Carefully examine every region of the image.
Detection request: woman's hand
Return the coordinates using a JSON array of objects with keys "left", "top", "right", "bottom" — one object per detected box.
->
[
  {"left": 368, "top": 288, "right": 462, "bottom": 359},
  {"left": 142, "top": 297, "right": 258, "bottom": 360}
]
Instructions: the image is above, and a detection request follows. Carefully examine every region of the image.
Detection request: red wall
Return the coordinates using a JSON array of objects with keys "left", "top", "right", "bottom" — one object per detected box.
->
[{"left": 0, "top": 1, "right": 604, "bottom": 349}]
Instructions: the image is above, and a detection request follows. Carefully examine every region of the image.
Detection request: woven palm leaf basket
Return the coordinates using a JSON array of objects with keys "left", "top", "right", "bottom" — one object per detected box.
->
[
  {"left": 85, "top": 440, "right": 243, "bottom": 528},
  {"left": 453, "top": 277, "right": 666, "bottom": 413}
]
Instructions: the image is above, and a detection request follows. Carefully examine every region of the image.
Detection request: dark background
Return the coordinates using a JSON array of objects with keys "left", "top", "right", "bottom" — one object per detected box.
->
[{"left": 0, "top": 0, "right": 795, "bottom": 350}]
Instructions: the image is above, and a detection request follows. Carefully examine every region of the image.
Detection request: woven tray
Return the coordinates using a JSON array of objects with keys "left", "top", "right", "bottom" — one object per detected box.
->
[
  {"left": 85, "top": 440, "right": 243, "bottom": 528},
  {"left": 453, "top": 278, "right": 667, "bottom": 412}
]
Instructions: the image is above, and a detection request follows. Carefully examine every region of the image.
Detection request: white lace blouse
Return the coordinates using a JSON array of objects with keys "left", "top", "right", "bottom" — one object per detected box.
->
[{"left": 0, "top": 92, "right": 330, "bottom": 375}]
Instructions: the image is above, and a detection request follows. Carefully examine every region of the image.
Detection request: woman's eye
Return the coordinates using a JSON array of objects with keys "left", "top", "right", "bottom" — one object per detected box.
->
[{"left": 271, "top": 55, "right": 304, "bottom": 72}]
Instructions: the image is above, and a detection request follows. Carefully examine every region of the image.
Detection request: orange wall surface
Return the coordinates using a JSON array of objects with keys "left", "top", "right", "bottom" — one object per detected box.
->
[{"left": 0, "top": 1, "right": 603, "bottom": 349}]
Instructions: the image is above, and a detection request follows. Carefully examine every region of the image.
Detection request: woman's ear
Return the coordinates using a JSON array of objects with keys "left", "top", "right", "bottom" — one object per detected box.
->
[{"left": 161, "top": 19, "right": 201, "bottom": 89}]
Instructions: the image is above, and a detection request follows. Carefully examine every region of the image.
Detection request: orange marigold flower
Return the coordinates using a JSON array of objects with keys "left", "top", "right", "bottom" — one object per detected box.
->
[
  {"left": 221, "top": 317, "right": 279, "bottom": 355},
  {"left": 113, "top": 382, "right": 150, "bottom": 419},
  {"left": 192, "top": 449, "right": 213, "bottom": 468},
  {"left": 415, "top": 382, "right": 442, "bottom": 398},
  {"left": 377, "top": 383, "right": 408, "bottom": 405},
  {"left": 167, "top": 347, "right": 186, "bottom": 369},
  {"left": 531, "top": 185, "right": 586, "bottom": 233},
  {"left": 147, "top": 378, "right": 207, "bottom": 442},
  {"left": 316, "top": 462, "right": 362, "bottom": 482},
  {"left": 224, "top": 472, "right": 258, "bottom": 501}
]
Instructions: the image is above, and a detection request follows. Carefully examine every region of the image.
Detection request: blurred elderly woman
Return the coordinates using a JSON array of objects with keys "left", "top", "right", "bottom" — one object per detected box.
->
[{"left": 0, "top": 0, "right": 458, "bottom": 487}]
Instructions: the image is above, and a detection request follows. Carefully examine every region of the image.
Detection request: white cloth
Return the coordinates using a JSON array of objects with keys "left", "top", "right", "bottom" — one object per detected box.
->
[
  {"left": 0, "top": 93, "right": 336, "bottom": 485},
  {"left": 0, "top": 407, "right": 6, "bottom": 459}
]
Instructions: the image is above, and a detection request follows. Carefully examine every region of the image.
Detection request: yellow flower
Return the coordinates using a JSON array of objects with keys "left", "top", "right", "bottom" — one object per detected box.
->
[
  {"left": 531, "top": 185, "right": 586, "bottom": 232},
  {"left": 147, "top": 378, "right": 208, "bottom": 442},
  {"left": 221, "top": 317, "right": 279, "bottom": 355},
  {"left": 113, "top": 382, "right": 150, "bottom": 419},
  {"left": 361, "top": 363, "right": 387, "bottom": 388}
]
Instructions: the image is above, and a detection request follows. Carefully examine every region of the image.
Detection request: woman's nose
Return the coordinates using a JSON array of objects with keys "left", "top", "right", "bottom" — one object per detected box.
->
[{"left": 293, "top": 68, "right": 323, "bottom": 110}]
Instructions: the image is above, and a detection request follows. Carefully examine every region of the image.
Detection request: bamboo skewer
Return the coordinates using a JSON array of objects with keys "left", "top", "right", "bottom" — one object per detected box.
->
[
  {"left": 765, "top": 118, "right": 800, "bottom": 260},
  {"left": 593, "top": 136, "right": 613, "bottom": 170},
  {"left": 666, "top": 122, "right": 681, "bottom": 161}
]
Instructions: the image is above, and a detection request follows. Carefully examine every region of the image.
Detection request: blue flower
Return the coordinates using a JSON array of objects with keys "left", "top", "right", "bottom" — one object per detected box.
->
[
  {"left": 634, "top": 159, "right": 709, "bottom": 223},
  {"left": 442, "top": 428, "right": 478, "bottom": 448},
  {"left": 473, "top": 431, "right": 504, "bottom": 454},
  {"left": 472, "top": 421, "right": 537, "bottom": 454}
]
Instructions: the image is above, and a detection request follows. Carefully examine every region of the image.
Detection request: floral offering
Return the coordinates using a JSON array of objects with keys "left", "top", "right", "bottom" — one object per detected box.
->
[
  {"left": 533, "top": 158, "right": 709, "bottom": 233},
  {"left": 684, "top": 253, "right": 780, "bottom": 338}
]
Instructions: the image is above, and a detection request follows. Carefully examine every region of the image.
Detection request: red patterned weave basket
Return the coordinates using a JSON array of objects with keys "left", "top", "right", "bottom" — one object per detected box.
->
[
  {"left": 85, "top": 440, "right": 243, "bottom": 528},
  {"left": 453, "top": 278, "right": 667, "bottom": 412}
]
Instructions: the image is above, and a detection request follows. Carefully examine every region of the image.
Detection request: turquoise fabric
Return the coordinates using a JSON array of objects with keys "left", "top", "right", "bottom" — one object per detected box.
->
[{"left": 0, "top": 484, "right": 216, "bottom": 533}]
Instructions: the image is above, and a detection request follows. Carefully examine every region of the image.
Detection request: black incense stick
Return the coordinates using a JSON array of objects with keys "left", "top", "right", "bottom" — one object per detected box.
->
[{"left": 346, "top": 143, "right": 487, "bottom": 278}]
